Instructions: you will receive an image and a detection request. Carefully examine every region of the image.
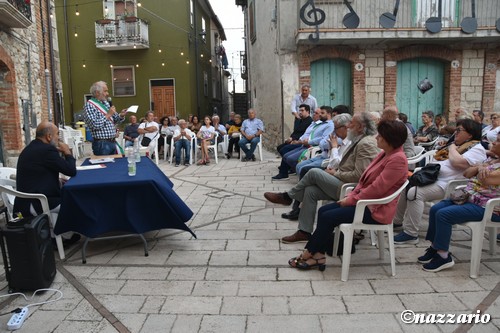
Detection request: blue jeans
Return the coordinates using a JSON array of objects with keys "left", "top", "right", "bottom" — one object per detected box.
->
[
  {"left": 296, "top": 156, "right": 325, "bottom": 179},
  {"left": 278, "top": 146, "right": 306, "bottom": 176},
  {"left": 92, "top": 140, "right": 116, "bottom": 155},
  {"left": 238, "top": 136, "right": 260, "bottom": 159},
  {"left": 278, "top": 143, "right": 302, "bottom": 156},
  {"left": 174, "top": 139, "right": 191, "bottom": 165},
  {"left": 125, "top": 140, "right": 134, "bottom": 148},
  {"left": 426, "top": 200, "right": 500, "bottom": 251},
  {"left": 305, "top": 202, "right": 381, "bottom": 254}
]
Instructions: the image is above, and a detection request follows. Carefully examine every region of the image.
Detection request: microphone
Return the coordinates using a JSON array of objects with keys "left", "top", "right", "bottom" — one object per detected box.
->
[{"left": 107, "top": 97, "right": 113, "bottom": 107}]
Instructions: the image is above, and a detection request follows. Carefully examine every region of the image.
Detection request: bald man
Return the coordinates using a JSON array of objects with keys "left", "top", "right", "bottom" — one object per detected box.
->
[{"left": 14, "top": 121, "right": 78, "bottom": 242}]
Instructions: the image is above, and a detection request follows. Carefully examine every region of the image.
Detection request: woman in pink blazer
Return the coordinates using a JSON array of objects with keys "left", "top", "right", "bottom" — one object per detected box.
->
[{"left": 289, "top": 120, "right": 409, "bottom": 271}]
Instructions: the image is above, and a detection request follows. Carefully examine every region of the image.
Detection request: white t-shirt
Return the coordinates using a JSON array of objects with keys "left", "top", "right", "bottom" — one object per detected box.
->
[
  {"left": 198, "top": 125, "right": 215, "bottom": 140},
  {"left": 482, "top": 125, "right": 500, "bottom": 143},
  {"left": 435, "top": 143, "right": 486, "bottom": 189},
  {"left": 173, "top": 127, "right": 194, "bottom": 141},
  {"left": 139, "top": 121, "right": 159, "bottom": 140}
]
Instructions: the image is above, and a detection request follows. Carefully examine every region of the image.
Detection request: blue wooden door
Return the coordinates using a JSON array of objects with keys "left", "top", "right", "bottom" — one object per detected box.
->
[
  {"left": 396, "top": 58, "right": 445, "bottom": 129},
  {"left": 311, "top": 59, "right": 352, "bottom": 109}
]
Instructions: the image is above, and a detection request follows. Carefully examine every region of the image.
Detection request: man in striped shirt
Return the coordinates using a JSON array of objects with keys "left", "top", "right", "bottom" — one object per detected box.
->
[{"left": 84, "top": 81, "right": 127, "bottom": 155}]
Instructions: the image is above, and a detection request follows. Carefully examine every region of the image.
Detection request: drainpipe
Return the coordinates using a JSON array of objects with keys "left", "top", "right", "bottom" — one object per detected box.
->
[
  {"left": 63, "top": 0, "right": 74, "bottom": 117},
  {"left": 193, "top": 1, "right": 200, "bottom": 118},
  {"left": 45, "top": 69, "right": 52, "bottom": 122},
  {"left": 46, "top": 0, "right": 59, "bottom": 125}
]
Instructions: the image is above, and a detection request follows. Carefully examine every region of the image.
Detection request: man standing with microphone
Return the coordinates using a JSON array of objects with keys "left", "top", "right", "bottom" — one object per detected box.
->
[{"left": 84, "top": 81, "right": 127, "bottom": 155}]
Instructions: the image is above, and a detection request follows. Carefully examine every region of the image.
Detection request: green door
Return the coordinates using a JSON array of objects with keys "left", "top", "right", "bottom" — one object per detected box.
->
[
  {"left": 396, "top": 58, "right": 445, "bottom": 129},
  {"left": 311, "top": 59, "right": 352, "bottom": 109}
]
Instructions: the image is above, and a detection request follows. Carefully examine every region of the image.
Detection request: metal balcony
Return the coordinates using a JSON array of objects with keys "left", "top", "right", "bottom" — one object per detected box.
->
[
  {"left": 0, "top": 0, "right": 32, "bottom": 28},
  {"left": 95, "top": 18, "right": 149, "bottom": 51},
  {"left": 297, "top": 0, "right": 500, "bottom": 45}
]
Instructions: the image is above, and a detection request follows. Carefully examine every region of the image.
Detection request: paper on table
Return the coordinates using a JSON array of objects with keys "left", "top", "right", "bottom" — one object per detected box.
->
[
  {"left": 77, "top": 164, "right": 107, "bottom": 170},
  {"left": 127, "top": 105, "right": 139, "bottom": 113},
  {"left": 89, "top": 158, "right": 115, "bottom": 164}
]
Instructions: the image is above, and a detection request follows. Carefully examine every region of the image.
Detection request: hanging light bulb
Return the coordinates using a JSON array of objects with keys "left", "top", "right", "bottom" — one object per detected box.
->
[
  {"left": 162, "top": 62, "right": 165, "bottom": 67},
  {"left": 133, "top": 44, "right": 137, "bottom": 49},
  {"left": 180, "top": 51, "right": 184, "bottom": 56},
  {"left": 200, "top": 54, "right": 204, "bottom": 58},
  {"left": 136, "top": 64, "right": 139, "bottom": 67},
  {"left": 110, "top": 64, "right": 113, "bottom": 68},
  {"left": 82, "top": 60, "right": 86, "bottom": 68},
  {"left": 74, "top": 27, "right": 78, "bottom": 37},
  {"left": 105, "top": 5, "right": 108, "bottom": 14},
  {"left": 75, "top": 4, "right": 79, "bottom": 16},
  {"left": 137, "top": 2, "right": 142, "bottom": 7},
  {"left": 186, "top": 60, "right": 190, "bottom": 64},
  {"left": 49, "top": 6, "right": 54, "bottom": 18},
  {"left": 158, "top": 45, "right": 162, "bottom": 53}
]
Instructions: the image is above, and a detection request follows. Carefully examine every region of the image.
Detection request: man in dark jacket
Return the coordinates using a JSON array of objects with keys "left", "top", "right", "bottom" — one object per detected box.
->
[
  {"left": 14, "top": 121, "right": 78, "bottom": 243},
  {"left": 277, "top": 104, "right": 313, "bottom": 155}
]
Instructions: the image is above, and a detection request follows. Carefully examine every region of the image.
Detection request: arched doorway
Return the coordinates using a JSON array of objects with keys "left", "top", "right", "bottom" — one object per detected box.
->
[
  {"left": 311, "top": 59, "right": 352, "bottom": 109},
  {"left": 396, "top": 58, "right": 445, "bottom": 129}
]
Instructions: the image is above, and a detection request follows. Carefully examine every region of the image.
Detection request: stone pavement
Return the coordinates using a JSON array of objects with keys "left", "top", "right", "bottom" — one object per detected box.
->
[{"left": 0, "top": 148, "right": 499, "bottom": 333}]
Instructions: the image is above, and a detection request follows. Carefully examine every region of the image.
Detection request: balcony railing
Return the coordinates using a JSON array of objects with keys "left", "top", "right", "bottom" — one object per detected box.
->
[
  {"left": 297, "top": 0, "right": 500, "bottom": 43},
  {"left": 95, "top": 18, "right": 149, "bottom": 51},
  {"left": 0, "top": 0, "right": 32, "bottom": 28}
]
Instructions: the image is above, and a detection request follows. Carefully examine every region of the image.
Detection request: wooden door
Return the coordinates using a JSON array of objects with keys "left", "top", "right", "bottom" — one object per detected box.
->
[
  {"left": 311, "top": 58, "right": 352, "bottom": 109},
  {"left": 151, "top": 80, "right": 175, "bottom": 118},
  {"left": 396, "top": 58, "right": 445, "bottom": 129}
]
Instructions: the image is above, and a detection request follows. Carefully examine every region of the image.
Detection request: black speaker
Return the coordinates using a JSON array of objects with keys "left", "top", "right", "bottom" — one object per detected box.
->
[{"left": 0, "top": 214, "right": 56, "bottom": 292}]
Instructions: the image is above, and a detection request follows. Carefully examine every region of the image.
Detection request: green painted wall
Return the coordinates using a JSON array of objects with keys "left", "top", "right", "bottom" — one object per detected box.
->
[{"left": 55, "top": 0, "right": 215, "bottom": 125}]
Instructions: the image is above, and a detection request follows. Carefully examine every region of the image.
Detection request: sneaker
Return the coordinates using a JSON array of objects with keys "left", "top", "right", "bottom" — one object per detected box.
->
[
  {"left": 417, "top": 246, "right": 437, "bottom": 264},
  {"left": 272, "top": 174, "right": 289, "bottom": 181},
  {"left": 251, "top": 154, "right": 256, "bottom": 161},
  {"left": 422, "top": 253, "right": 455, "bottom": 272},
  {"left": 175, "top": 164, "right": 179, "bottom": 167},
  {"left": 225, "top": 153, "right": 231, "bottom": 159},
  {"left": 184, "top": 162, "right": 190, "bottom": 166},
  {"left": 281, "top": 230, "right": 311, "bottom": 244},
  {"left": 394, "top": 231, "right": 419, "bottom": 245}
]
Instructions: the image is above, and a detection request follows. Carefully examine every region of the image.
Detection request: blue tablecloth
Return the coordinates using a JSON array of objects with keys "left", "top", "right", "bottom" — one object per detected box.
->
[{"left": 54, "top": 157, "right": 195, "bottom": 238}]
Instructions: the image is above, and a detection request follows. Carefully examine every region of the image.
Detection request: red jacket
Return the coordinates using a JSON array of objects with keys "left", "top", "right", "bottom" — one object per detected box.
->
[{"left": 344, "top": 146, "right": 408, "bottom": 224}]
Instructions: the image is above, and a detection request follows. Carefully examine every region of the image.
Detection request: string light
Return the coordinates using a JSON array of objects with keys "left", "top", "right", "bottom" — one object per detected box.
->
[
  {"left": 133, "top": 44, "right": 137, "bottom": 49},
  {"left": 82, "top": 60, "right": 86, "bottom": 68},
  {"left": 180, "top": 51, "right": 184, "bottom": 56},
  {"left": 186, "top": 60, "right": 189, "bottom": 64},
  {"left": 158, "top": 45, "right": 162, "bottom": 53},
  {"left": 136, "top": 64, "right": 139, "bottom": 67},
  {"left": 75, "top": 4, "right": 79, "bottom": 16},
  {"left": 137, "top": 2, "right": 141, "bottom": 7},
  {"left": 161, "top": 62, "right": 165, "bottom": 66},
  {"left": 74, "top": 28, "right": 78, "bottom": 37},
  {"left": 200, "top": 54, "right": 204, "bottom": 58},
  {"left": 110, "top": 64, "right": 113, "bottom": 68}
]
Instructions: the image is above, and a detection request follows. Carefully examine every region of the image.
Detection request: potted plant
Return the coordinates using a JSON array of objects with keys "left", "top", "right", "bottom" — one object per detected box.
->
[
  {"left": 123, "top": 9, "right": 137, "bottom": 22},
  {"left": 96, "top": 14, "right": 112, "bottom": 25}
]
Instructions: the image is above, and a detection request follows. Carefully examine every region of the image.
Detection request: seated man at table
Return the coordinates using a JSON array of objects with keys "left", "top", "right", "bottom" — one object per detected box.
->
[
  {"left": 173, "top": 119, "right": 194, "bottom": 166},
  {"left": 13, "top": 121, "right": 80, "bottom": 245},
  {"left": 124, "top": 115, "right": 140, "bottom": 147}
]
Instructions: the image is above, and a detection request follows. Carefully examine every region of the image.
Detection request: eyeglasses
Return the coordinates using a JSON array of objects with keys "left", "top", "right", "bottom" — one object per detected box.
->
[
  {"left": 492, "top": 116, "right": 498, "bottom": 120},
  {"left": 335, "top": 125, "right": 346, "bottom": 130},
  {"left": 455, "top": 127, "right": 466, "bottom": 133}
]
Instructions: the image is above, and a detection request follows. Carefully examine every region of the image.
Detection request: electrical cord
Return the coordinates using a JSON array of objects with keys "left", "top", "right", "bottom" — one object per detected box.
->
[{"left": 0, "top": 288, "right": 64, "bottom": 315}]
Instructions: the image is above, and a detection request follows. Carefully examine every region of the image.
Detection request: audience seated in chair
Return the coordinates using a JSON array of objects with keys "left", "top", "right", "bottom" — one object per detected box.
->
[
  {"left": 272, "top": 106, "right": 334, "bottom": 180},
  {"left": 286, "top": 120, "right": 408, "bottom": 272},
  {"left": 197, "top": 116, "right": 216, "bottom": 165},
  {"left": 123, "top": 115, "right": 140, "bottom": 147},
  {"left": 172, "top": 119, "right": 194, "bottom": 167},
  {"left": 226, "top": 114, "right": 242, "bottom": 159},
  {"left": 393, "top": 119, "right": 487, "bottom": 244},
  {"left": 418, "top": 133, "right": 500, "bottom": 272},
  {"left": 264, "top": 111, "right": 379, "bottom": 243},
  {"left": 138, "top": 111, "right": 160, "bottom": 158},
  {"left": 238, "top": 108, "right": 265, "bottom": 162},
  {"left": 277, "top": 104, "right": 313, "bottom": 156}
]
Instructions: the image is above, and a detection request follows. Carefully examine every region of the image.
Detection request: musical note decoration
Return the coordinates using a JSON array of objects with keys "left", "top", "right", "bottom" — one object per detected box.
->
[
  {"left": 343, "top": 0, "right": 360, "bottom": 29},
  {"left": 299, "top": 0, "right": 326, "bottom": 43},
  {"left": 380, "top": 0, "right": 400, "bottom": 29},
  {"left": 425, "top": 0, "right": 443, "bottom": 33},
  {"left": 460, "top": 0, "right": 477, "bottom": 34}
]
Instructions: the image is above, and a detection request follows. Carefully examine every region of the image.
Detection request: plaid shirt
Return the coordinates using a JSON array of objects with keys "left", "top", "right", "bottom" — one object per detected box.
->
[{"left": 84, "top": 98, "right": 124, "bottom": 139}]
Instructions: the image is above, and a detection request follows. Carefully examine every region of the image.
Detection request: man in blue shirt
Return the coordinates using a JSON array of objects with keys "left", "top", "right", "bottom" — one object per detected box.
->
[
  {"left": 272, "top": 106, "right": 334, "bottom": 180},
  {"left": 238, "top": 109, "right": 265, "bottom": 161}
]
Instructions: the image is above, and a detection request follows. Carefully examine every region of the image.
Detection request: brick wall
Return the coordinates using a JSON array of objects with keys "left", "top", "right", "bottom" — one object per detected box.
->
[
  {"left": 482, "top": 47, "right": 500, "bottom": 117},
  {"left": 461, "top": 49, "right": 484, "bottom": 112}
]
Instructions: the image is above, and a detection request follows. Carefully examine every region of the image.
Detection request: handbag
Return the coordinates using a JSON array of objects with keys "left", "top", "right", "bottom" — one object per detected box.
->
[
  {"left": 141, "top": 132, "right": 158, "bottom": 147},
  {"left": 407, "top": 163, "right": 441, "bottom": 201},
  {"left": 450, "top": 188, "right": 470, "bottom": 205}
]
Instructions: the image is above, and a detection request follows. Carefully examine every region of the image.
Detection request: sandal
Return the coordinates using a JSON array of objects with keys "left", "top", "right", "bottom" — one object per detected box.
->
[
  {"left": 197, "top": 159, "right": 206, "bottom": 165},
  {"left": 288, "top": 255, "right": 305, "bottom": 268},
  {"left": 296, "top": 257, "right": 326, "bottom": 271}
]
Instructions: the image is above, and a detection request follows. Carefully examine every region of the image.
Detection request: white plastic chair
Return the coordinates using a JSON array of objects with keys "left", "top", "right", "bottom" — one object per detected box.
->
[
  {"left": 407, "top": 149, "right": 436, "bottom": 166},
  {"left": 239, "top": 133, "right": 264, "bottom": 161},
  {"left": 0, "top": 184, "right": 65, "bottom": 260},
  {"left": 59, "top": 128, "right": 77, "bottom": 158},
  {"left": 169, "top": 136, "right": 195, "bottom": 165},
  {"left": 332, "top": 179, "right": 409, "bottom": 281},
  {"left": 163, "top": 135, "right": 170, "bottom": 162},
  {"left": 139, "top": 134, "right": 159, "bottom": 165},
  {"left": 418, "top": 137, "right": 438, "bottom": 149},
  {"left": 444, "top": 181, "right": 499, "bottom": 278},
  {"left": 218, "top": 134, "right": 229, "bottom": 155},
  {"left": 195, "top": 132, "right": 219, "bottom": 164}
]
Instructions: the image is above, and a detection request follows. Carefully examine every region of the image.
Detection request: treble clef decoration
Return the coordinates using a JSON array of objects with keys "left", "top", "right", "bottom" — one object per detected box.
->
[{"left": 300, "top": 0, "right": 326, "bottom": 43}]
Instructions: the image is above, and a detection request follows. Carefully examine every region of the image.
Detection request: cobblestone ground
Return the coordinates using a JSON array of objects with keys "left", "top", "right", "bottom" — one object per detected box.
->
[{"left": 0, "top": 147, "right": 498, "bottom": 333}]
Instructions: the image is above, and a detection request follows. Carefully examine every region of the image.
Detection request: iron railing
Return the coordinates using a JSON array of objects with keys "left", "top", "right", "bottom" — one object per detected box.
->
[
  {"left": 8, "top": 0, "right": 31, "bottom": 21},
  {"left": 95, "top": 18, "right": 149, "bottom": 47}
]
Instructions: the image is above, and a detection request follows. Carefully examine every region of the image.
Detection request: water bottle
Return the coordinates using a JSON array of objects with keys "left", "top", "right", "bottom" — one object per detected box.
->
[
  {"left": 134, "top": 138, "right": 141, "bottom": 163},
  {"left": 128, "top": 161, "right": 136, "bottom": 176},
  {"left": 126, "top": 147, "right": 135, "bottom": 163}
]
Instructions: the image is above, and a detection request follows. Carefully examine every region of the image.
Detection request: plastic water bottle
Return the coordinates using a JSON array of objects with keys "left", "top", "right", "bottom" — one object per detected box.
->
[
  {"left": 128, "top": 161, "right": 136, "bottom": 176},
  {"left": 134, "top": 138, "right": 141, "bottom": 163}
]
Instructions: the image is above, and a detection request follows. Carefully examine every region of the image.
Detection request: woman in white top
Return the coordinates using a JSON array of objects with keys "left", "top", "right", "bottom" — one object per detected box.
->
[
  {"left": 482, "top": 113, "right": 500, "bottom": 145},
  {"left": 197, "top": 116, "right": 215, "bottom": 165}
]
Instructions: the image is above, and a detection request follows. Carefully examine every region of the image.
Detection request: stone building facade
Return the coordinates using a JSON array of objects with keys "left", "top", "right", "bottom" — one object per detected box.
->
[
  {"left": 239, "top": 0, "right": 500, "bottom": 150},
  {"left": 0, "top": 0, "right": 62, "bottom": 166}
]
